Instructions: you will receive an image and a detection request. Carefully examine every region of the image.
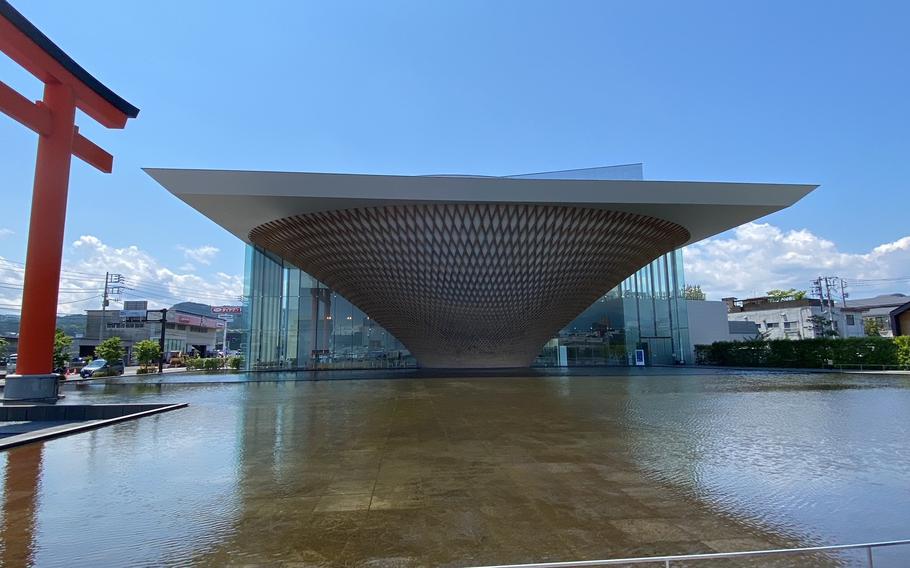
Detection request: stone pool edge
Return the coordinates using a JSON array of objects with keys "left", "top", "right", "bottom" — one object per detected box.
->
[{"left": 0, "top": 403, "right": 188, "bottom": 450}]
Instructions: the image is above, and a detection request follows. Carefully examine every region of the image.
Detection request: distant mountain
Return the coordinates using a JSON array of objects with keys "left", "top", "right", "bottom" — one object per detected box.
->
[
  {"left": 0, "top": 313, "right": 87, "bottom": 337},
  {"left": 0, "top": 301, "right": 245, "bottom": 338},
  {"left": 57, "top": 314, "right": 87, "bottom": 336},
  {"left": 0, "top": 314, "right": 19, "bottom": 335}
]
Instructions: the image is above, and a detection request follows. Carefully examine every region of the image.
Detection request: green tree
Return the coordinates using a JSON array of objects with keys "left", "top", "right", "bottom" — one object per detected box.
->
[
  {"left": 807, "top": 314, "right": 838, "bottom": 337},
  {"left": 683, "top": 284, "right": 706, "bottom": 300},
  {"left": 134, "top": 339, "right": 162, "bottom": 370},
  {"left": 53, "top": 329, "right": 72, "bottom": 369},
  {"left": 0, "top": 336, "right": 7, "bottom": 357},
  {"left": 864, "top": 318, "right": 883, "bottom": 337},
  {"left": 95, "top": 336, "right": 124, "bottom": 362},
  {"left": 767, "top": 288, "right": 807, "bottom": 302}
]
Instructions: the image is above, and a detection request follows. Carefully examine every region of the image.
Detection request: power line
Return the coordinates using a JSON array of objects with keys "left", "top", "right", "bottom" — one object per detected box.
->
[
  {"left": 0, "top": 259, "right": 242, "bottom": 304},
  {"left": 0, "top": 269, "right": 104, "bottom": 280},
  {"left": 848, "top": 277, "right": 910, "bottom": 284},
  {"left": 57, "top": 294, "right": 103, "bottom": 305},
  {"left": 123, "top": 277, "right": 241, "bottom": 297},
  {"left": 0, "top": 259, "right": 107, "bottom": 279},
  {"left": 0, "top": 294, "right": 102, "bottom": 308},
  {"left": 124, "top": 284, "right": 242, "bottom": 303},
  {"left": 0, "top": 283, "right": 105, "bottom": 293}
]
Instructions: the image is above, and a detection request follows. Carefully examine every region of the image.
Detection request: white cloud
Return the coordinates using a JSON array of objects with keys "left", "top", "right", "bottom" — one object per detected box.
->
[
  {"left": 0, "top": 228, "right": 13, "bottom": 239},
  {"left": 178, "top": 244, "right": 219, "bottom": 265},
  {"left": 0, "top": 236, "right": 242, "bottom": 315},
  {"left": 684, "top": 223, "right": 910, "bottom": 300}
]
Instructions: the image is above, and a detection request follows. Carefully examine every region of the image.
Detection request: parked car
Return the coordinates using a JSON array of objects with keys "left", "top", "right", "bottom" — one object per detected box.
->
[
  {"left": 79, "top": 358, "right": 124, "bottom": 378},
  {"left": 67, "top": 356, "right": 88, "bottom": 373},
  {"left": 7, "top": 353, "right": 16, "bottom": 373}
]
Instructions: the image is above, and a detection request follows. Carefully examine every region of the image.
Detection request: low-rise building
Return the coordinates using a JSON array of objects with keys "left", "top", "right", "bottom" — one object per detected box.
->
[
  {"left": 724, "top": 296, "right": 862, "bottom": 340},
  {"left": 891, "top": 303, "right": 910, "bottom": 336},
  {"left": 76, "top": 300, "right": 225, "bottom": 362},
  {"left": 687, "top": 300, "right": 760, "bottom": 348},
  {"left": 723, "top": 293, "right": 910, "bottom": 340},
  {"left": 844, "top": 294, "right": 910, "bottom": 337}
]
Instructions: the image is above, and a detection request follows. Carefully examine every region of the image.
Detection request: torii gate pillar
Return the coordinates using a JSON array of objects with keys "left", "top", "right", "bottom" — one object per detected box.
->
[{"left": 0, "top": 2, "right": 139, "bottom": 400}]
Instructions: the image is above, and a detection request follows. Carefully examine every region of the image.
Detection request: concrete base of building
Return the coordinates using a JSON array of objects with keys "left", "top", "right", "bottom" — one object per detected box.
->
[{"left": 3, "top": 374, "right": 61, "bottom": 402}]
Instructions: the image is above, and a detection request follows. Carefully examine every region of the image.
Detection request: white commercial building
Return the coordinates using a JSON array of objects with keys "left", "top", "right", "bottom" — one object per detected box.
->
[{"left": 725, "top": 297, "right": 863, "bottom": 340}]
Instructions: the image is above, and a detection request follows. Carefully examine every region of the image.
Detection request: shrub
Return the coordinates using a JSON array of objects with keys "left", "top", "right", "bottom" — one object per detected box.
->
[
  {"left": 227, "top": 355, "right": 244, "bottom": 370},
  {"left": 202, "top": 357, "right": 223, "bottom": 371},
  {"left": 185, "top": 356, "right": 202, "bottom": 370},
  {"left": 696, "top": 337, "right": 900, "bottom": 368},
  {"left": 896, "top": 336, "right": 910, "bottom": 368},
  {"left": 136, "top": 367, "right": 155, "bottom": 374}
]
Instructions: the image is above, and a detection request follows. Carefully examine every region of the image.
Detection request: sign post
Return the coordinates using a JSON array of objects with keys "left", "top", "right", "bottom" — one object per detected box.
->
[
  {"left": 146, "top": 309, "right": 167, "bottom": 374},
  {"left": 212, "top": 307, "right": 241, "bottom": 355}
]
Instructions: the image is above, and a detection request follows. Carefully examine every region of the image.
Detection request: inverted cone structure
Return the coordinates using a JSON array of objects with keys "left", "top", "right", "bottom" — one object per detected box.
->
[{"left": 250, "top": 203, "right": 689, "bottom": 368}]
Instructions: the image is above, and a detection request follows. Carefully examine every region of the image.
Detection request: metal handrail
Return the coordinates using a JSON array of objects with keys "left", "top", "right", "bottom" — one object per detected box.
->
[{"left": 467, "top": 538, "right": 910, "bottom": 568}]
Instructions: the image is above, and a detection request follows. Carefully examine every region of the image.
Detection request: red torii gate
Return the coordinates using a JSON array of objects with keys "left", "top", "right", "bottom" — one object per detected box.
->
[{"left": 0, "top": 1, "right": 138, "bottom": 400}]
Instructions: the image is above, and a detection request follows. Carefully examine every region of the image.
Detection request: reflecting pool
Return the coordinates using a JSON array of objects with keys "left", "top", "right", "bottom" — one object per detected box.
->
[{"left": 1, "top": 370, "right": 908, "bottom": 566}]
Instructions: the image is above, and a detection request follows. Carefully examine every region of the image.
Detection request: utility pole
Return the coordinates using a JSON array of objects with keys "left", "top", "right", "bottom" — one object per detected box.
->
[
  {"left": 810, "top": 276, "right": 825, "bottom": 337},
  {"left": 100, "top": 271, "right": 108, "bottom": 341},
  {"left": 811, "top": 276, "right": 836, "bottom": 336},
  {"left": 98, "top": 272, "right": 123, "bottom": 342},
  {"left": 814, "top": 275, "right": 846, "bottom": 337}
]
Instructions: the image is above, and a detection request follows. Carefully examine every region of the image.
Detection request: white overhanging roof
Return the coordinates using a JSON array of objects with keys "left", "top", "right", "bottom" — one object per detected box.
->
[{"left": 144, "top": 167, "right": 817, "bottom": 246}]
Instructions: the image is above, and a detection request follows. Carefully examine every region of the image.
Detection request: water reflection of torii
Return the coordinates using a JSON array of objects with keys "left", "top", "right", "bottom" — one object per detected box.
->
[{"left": 1, "top": 445, "right": 42, "bottom": 566}]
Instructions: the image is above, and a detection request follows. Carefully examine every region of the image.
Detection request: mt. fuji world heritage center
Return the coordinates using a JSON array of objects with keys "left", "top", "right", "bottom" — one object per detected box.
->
[{"left": 147, "top": 164, "right": 815, "bottom": 370}]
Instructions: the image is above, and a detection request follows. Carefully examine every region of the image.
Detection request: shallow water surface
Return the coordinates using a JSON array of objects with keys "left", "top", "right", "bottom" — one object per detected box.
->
[{"left": 0, "top": 370, "right": 908, "bottom": 566}]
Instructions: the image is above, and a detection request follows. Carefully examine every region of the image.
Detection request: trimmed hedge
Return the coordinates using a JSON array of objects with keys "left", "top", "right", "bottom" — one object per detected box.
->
[
  {"left": 695, "top": 337, "right": 904, "bottom": 368},
  {"left": 184, "top": 356, "right": 244, "bottom": 371}
]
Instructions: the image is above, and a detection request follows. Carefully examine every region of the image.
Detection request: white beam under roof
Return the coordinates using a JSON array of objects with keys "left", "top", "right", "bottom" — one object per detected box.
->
[{"left": 144, "top": 168, "right": 817, "bottom": 246}]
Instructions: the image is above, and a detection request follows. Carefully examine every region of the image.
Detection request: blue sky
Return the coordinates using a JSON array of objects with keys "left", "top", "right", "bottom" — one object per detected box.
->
[{"left": 1, "top": 0, "right": 909, "bottom": 312}]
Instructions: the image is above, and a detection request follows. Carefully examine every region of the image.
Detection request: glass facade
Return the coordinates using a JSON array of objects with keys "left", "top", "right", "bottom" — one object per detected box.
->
[
  {"left": 242, "top": 247, "right": 413, "bottom": 370},
  {"left": 536, "top": 249, "right": 690, "bottom": 367},
  {"left": 241, "top": 245, "right": 690, "bottom": 370}
]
